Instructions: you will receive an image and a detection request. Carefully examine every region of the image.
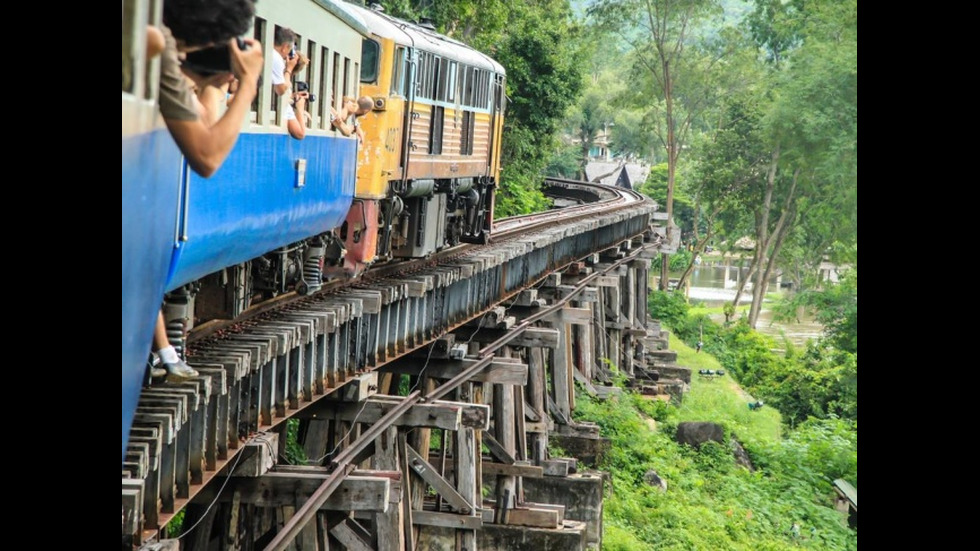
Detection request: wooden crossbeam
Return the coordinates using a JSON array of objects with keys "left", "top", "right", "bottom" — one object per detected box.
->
[{"left": 405, "top": 446, "right": 472, "bottom": 514}]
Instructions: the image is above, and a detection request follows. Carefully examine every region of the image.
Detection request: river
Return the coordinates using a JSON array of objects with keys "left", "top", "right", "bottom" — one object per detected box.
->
[{"left": 673, "top": 261, "right": 824, "bottom": 353}]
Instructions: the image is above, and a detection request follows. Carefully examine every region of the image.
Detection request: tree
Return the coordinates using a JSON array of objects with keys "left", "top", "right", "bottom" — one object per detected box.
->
[
  {"left": 739, "top": 0, "right": 857, "bottom": 328},
  {"left": 589, "top": 0, "right": 726, "bottom": 290}
]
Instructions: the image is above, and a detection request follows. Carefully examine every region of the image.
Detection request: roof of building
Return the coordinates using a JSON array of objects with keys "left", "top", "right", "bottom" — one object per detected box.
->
[{"left": 584, "top": 161, "right": 650, "bottom": 190}]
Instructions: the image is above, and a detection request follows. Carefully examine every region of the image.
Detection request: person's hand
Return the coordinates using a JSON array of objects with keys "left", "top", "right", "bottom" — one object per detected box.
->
[
  {"left": 230, "top": 38, "right": 263, "bottom": 88},
  {"left": 292, "top": 91, "right": 309, "bottom": 106},
  {"left": 286, "top": 51, "right": 299, "bottom": 73}
]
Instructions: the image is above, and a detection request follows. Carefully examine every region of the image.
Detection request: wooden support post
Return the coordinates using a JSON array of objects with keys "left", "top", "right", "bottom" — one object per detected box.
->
[
  {"left": 527, "top": 347, "right": 548, "bottom": 464},
  {"left": 454, "top": 383, "right": 478, "bottom": 551},
  {"left": 372, "top": 426, "right": 404, "bottom": 551},
  {"left": 399, "top": 433, "right": 415, "bottom": 551},
  {"left": 494, "top": 347, "right": 518, "bottom": 519},
  {"left": 547, "top": 320, "right": 573, "bottom": 423}
]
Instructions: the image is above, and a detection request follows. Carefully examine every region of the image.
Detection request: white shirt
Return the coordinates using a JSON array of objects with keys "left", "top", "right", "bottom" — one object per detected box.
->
[{"left": 271, "top": 53, "right": 296, "bottom": 122}]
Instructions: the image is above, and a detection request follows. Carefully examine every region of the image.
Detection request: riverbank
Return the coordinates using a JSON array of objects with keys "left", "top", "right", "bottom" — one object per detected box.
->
[{"left": 573, "top": 329, "right": 857, "bottom": 550}]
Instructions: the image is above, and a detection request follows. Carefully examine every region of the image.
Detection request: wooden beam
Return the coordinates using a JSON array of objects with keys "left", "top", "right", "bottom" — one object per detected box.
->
[
  {"left": 329, "top": 520, "right": 374, "bottom": 551},
  {"left": 449, "top": 327, "right": 560, "bottom": 349},
  {"left": 405, "top": 446, "right": 473, "bottom": 514},
  {"left": 482, "top": 432, "right": 516, "bottom": 465},
  {"left": 412, "top": 510, "right": 483, "bottom": 529},
  {"left": 195, "top": 472, "right": 393, "bottom": 511},
  {"left": 442, "top": 459, "right": 544, "bottom": 478},
  {"left": 232, "top": 432, "right": 278, "bottom": 477},
  {"left": 480, "top": 505, "right": 561, "bottom": 528},
  {"left": 380, "top": 358, "right": 527, "bottom": 385}
]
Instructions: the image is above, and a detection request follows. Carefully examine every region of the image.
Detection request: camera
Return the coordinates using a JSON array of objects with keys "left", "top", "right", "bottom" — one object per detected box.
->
[
  {"left": 182, "top": 37, "right": 249, "bottom": 76},
  {"left": 295, "top": 81, "right": 316, "bottom": 103},
  {"left": 289, "top": 45, "right": 296, "bottom": 59}
]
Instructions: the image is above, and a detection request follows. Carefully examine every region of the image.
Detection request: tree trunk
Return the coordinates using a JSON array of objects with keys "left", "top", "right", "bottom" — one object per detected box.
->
[
  {"left": 674, "top": 205, "right": 721, "bottom": 291},
  {"left": 748, "top": 169, "right": 800, "bottom": 327},
  {"left": 747, "top": 147, "right": 780, "bottom": 327}
]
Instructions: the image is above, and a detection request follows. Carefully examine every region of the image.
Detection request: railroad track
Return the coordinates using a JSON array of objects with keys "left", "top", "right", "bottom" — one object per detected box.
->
[{"left": 122, "top": 179, "right": 666, "bottom": 548}]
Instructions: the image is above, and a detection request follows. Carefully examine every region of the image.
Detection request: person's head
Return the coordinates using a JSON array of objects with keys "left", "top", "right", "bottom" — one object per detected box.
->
[
  {"left": 354, "top": 96, "right": 374, "bottom": 116},
  {"left": 274, "top": 27, "right": 297, "bottom": 60},
  {"left": 163, "top": 0, "right": 256, "bottom": 50}
]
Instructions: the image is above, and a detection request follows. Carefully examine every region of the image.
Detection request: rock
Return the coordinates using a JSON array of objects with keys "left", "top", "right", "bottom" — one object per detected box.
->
[
  {"left": 674, "top": 421, "right": 724, "bottom": 449},
  {"left": 644, "top": 469, "right": 668, "bottom": 491},
  {"left": 730, "top": 438, "right": 755, "bottom": 472}
]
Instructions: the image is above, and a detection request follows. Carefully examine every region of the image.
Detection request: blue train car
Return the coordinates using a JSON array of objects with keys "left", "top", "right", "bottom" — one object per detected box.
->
[
  {"left": 122, "top": 3, "right": 184, "bottom": 462},
  {"left": 122, "top": 0, "right": 369, "bottom": 462}
]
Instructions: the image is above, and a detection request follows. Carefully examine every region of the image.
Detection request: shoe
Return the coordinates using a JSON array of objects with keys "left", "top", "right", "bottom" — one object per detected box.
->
[
  {"left": 150, "top": 366, "right": 167, "bottom": 378},
  {"left": 164, "top": 359, "right": 199, "bottom": 379}
]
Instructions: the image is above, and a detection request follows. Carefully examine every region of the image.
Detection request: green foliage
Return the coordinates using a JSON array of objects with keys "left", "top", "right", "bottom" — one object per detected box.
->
[
  {"left": 651, "top": 249, "right": 693, "bottom": 272},
  {"left": 573, "top": 367, "right": 856, "bottom": 550},
  {"left": 638, "top": 163, "right": 696, "bottom": 232},
  {"left": 648, "top": 288, "right": 856, "bottom": 425},
  {"left": 283, "top": 418, "right": 308, "bottom": 465},
  {"left": 775, "top": 267, "right": 857, "bottom": 354}
]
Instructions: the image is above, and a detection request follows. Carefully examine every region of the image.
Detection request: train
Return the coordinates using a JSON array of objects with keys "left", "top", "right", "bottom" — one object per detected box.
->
[{"left": 122, "top": 0, "right": 507, "bottom": 461}]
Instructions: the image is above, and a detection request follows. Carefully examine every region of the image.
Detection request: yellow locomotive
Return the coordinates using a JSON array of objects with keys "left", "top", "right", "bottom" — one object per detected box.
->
[{"left": 338, "top": 2, "right": 506, "bottom": 273}]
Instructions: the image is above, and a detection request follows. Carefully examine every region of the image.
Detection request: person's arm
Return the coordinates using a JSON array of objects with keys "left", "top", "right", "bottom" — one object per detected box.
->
[
  {"left": 330, "top": 107, "right": 354, "bottom": 136},
  {"left": 274, "top": 54, "right": 299, "bottom": 96},
  {"left": 165, "top": 38, "right": 262, "bottom": 178},
  {"left": 287, "top": 93, "right": 308, "bottom": 140}
]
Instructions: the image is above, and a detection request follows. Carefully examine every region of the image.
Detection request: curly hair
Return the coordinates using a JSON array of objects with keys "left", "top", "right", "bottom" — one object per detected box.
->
[{"left": 163, "top": 0, "right": 256, "bottom": 48}]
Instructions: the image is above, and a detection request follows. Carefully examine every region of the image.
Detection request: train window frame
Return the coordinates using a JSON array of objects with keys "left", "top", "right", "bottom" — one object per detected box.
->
[
  {"left": 319, "top": 46, "right": 330, "bottom": 129},
  {"left": 415, "top": 51, "right": 427, "bottom": 99},
  {"left": 360, "top": 38, "right": 380, "bottom": 83},
  {"left": 305, "top": 40, "right": 317, "bottom": 128},
  {"left": 429, "top": 105, "right": 444, "bottom": 154},
  {"left": 432, "top": 56, "right": 445, "bottom": 101},
  {"left": 461, "top": 110, "right": 474, "bottom": 155},
  {"left": 447, "top": 61, "right": 457, "bottom": 103},
  {"left": 250, "top": 17, "right": 265, "bottom": 124},
  {"left": 343, "top": 57, "right": 351, "bottom": 100},
  {"left": 333, "top": 52, "right": 341, "bottom": 113},
  {"left": 391, "top": 46, "right": 406, "bottom": 96}
]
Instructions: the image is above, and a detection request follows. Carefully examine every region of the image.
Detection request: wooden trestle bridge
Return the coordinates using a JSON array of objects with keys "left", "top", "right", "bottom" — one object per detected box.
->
[{"left": 122, "top": 178, "right": 687, "bottom": 551}]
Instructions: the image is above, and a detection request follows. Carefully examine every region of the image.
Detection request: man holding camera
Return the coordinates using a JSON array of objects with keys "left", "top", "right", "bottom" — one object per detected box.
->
[
  {"left": 271, "top": 27, "right": 311, "bottom": 140},
  {"left": 159, "top": 0, "right": 263, "bottom": 176}
]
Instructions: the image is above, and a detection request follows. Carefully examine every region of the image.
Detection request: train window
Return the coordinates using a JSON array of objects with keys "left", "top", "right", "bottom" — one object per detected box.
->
[
  {"left": 319, "top": 46, "right": 330, "bottom": 129},
  {"left": 333, "top": 52, "right": 341, "bottom": 111},
  {"left": 415, "top": 51, "right": 425, "bottom": 98},
  {"left": 122, "top": 0, "right": 138, "bottom": 93},
  {"left": 391, "top": 47, "right": 406, "bottom": 96},
  {"left": 361, "top": 39, "right": 379, "bottom": 83},
  {"left": 343, "top": 57, "right": 351, "bottom": 99},
  {"left": 429, "top": 106, "right": 444, "bottom": 154},
  {"left": 251, "top": 17, "right": 265, "bottom": 124},
  {"left": 432, "top": 56, "right": 443, "bottom": 101},
  {"left": 447, "top": 61, "right": 457, "bottom": 102},
  {"left": 463, "top": 67, "right": 476, "bottom": 107},
  {"left": 306, "top": 40, "right": 316, "bottom": 127},
  {"left": 461, "top": 111, "right": 475, "bottom": 155},
  {"left": 140, "top": 0, "right": 162, "bottom": 101},
  {"left": 495, "top": 74, "right": 505, "bottom": 110}
]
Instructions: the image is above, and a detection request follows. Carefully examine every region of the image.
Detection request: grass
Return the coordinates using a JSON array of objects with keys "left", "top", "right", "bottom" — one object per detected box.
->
[
  {"left": 670, "top": 335, "right": 784, "bottom": 445},
  {"left": 575, "top": 328, "right": 856, "bottom": 551}
]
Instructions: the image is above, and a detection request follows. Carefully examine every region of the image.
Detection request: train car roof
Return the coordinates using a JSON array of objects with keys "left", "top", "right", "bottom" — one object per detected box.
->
[
  {"left": 334, "top": 2, "right": 505, "bottom": 75},
  {"left": 312, "top": 0, "right": 371, "bottom": 36}
]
